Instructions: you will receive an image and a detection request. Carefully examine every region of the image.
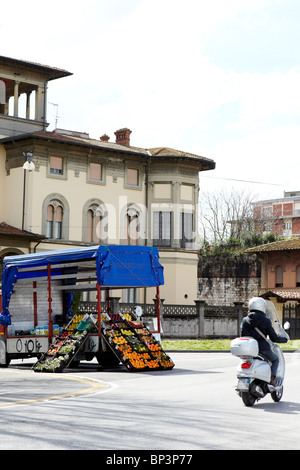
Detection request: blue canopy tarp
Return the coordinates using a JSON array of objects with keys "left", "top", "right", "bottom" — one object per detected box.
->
[{"left": 0, "top": 245, "right": 164, "bottom": 326}]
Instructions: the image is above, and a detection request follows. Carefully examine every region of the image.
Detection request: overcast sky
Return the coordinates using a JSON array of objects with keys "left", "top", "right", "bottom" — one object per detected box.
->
[{"left": 1, "top": 0, "right": 299, "bottom": 201}]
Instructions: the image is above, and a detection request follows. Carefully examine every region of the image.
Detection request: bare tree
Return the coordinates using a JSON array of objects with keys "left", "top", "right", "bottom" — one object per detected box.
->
[{"left": 198, "top": 187, "right": 255, "bottom": 245}]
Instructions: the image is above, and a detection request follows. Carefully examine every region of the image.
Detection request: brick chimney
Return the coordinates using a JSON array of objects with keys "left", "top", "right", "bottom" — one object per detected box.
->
[
  {"left": 114, "top": 128, "right": 132, "bottom": 146},
  {"left": 100, "top": 134, "right": 110, "bottom": 142}
]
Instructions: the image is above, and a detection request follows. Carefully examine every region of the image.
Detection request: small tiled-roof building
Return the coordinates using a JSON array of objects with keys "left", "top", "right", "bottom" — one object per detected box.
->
[
  {"left": 246, "top": 237, "right": 300, "bottom": 295},
  {"left": 246, "top": 238, "right": 300, "bottom": 322}
]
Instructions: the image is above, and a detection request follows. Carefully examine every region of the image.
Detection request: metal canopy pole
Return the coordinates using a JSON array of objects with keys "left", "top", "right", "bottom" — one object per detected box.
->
[
  {"left": 106, "top": 287, "right": 110, "bottom": 316},
  {"left": 156, "top": 286, "right": 161, "bottom": 334},
  {"left": 97, "top": 283, "right": 102, "bottom": 340},
  {"left": 47, "top": 263, "right": 53, "bottom": 342},
  {"left": 33, "top": 281, "right": 38, "bottom": 327}
]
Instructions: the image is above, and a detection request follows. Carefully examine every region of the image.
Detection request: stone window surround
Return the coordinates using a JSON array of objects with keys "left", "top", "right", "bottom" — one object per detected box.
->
[
  {"left": 124, "top": 164, "right": 143, "bottom": 190},
  {"left": 47, "top": 155, "right": 67, "bottom": 180},
  {"left": 42, "top": 193, "right": 70, "bottom": 240},
  {"left": 87, "top": 158, "right": 106, "bottom": 185}
]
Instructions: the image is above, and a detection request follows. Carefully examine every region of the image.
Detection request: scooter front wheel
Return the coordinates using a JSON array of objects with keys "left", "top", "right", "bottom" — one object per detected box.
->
[
  {"left": 241, "top": 391, "right": 256, "bottom": 407},
  {"left": 271, "top": 386, "right": 283, "bottom": 402}
]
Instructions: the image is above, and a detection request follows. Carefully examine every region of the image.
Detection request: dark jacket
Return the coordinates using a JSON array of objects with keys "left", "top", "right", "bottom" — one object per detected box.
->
[{"left": 241, "top": 311, "right": 288, "bottom": 352}]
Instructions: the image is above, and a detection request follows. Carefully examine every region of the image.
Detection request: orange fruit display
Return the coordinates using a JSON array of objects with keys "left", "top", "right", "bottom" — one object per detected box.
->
[{"left": 147, "top": 343, "right": 161, "bottom": 351}]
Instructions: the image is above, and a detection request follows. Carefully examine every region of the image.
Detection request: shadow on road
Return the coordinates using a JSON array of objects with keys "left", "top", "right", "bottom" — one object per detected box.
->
[
  {"left": 8, "top": 360, "right": 220, "bottom": 376},
  {"left": 253, "top": 400, "right": 300, "bottom": 415}
]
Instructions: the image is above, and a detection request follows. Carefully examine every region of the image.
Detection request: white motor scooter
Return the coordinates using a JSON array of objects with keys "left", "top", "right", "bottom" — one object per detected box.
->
[{"left": 231, "top": 300, "right": 290, "bottom": 407}]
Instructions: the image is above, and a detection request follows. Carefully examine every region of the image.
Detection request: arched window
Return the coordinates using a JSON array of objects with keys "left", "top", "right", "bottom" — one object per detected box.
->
[
  {"left": 83, "top": 199, "right": 107, "bottom": 243},
  {"left": 55, "top": 205, "right": 63, "bottom": 239},
  {"left": 275, "top": 265, "right": 283, "bottom": 287},
  {"left": 46, "top": 204, "right": 54, "bottom": 238},
  {"left": 120, "top": 203, "right": 144, "bottom": 245},
  {"left": 46, "top": 202, "right": 63, "bottom": 239},
  {"left": 42, "top": 194, "right": 69, "bottom": 240},
  {"left": 86, "top": 207, "right": 101, "bottom": 243},
  {"left": 126, "top": 206, "right": 139, "bottom": 245},
  {"left": 0, "top": 249, "right": 24, "bottom": 278}
]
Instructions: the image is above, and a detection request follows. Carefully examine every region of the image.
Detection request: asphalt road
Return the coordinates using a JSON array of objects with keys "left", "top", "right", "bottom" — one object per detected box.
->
[{"left": 0, "top": 351, "right": 300, "bottom": 451}]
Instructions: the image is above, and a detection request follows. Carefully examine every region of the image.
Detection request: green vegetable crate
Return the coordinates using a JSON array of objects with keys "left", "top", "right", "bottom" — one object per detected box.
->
[{"left": 32, "top": 315, "right": 96, "bottom": 373}]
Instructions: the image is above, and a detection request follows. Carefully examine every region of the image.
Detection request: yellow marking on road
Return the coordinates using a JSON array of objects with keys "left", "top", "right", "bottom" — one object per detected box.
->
[{"left": 0, "top": 370, "right": 107, "bottom": 407}]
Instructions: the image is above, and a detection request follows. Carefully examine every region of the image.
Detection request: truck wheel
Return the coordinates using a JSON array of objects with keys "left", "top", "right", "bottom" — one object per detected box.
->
[
  {"left": 96, "top": 351, "right": 120, "bottom": 368},
  {"left": 0, "top": 356, "right": 11, "bottom": 368},
  {"left": 85, "top": 352, "right": 94, "bottom": 361},
  {"left": 69, "top": 359, "right": 80, "bottom": 368}
]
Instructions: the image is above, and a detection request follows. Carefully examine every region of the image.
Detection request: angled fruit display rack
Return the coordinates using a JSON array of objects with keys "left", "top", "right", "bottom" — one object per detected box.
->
[
  {"left": 102, "top": 311, "right": 174, "bottom": 371},
  {"left": 32, "top": 314, "right": 97, "bottom": 372}
]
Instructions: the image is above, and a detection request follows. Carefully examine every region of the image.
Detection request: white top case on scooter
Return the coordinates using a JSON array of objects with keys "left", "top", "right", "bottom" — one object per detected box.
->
[{"left": 231, "top": 337, "right": 259, "bottom": 357}]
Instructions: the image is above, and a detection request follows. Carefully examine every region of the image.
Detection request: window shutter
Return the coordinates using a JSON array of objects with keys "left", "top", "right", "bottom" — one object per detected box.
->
[
  {"left": 90, "top": 162, "right": 102, "bottom": 180},
  {"left": 47, "top": 204, "right": 54, "bottom": 221},
  {"left": 127, "top": 168, "right": 139, "bottom": 186},
  {"left": 50, "top": 156, "right": 63, "bottom": 172}
]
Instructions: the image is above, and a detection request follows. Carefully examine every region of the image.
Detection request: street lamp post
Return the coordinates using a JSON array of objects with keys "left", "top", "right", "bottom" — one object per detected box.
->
[{"left": 22, "top": 152, "right": 35, "bottom": 230}]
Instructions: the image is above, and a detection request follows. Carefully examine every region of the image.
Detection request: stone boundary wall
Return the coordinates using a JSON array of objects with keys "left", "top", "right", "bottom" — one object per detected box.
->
[
  {"left": 198, "top": 254, "right": 261, "bottom": 306},
  {"left": 198, "top": 277, "right": 261, "bottom": 307}
]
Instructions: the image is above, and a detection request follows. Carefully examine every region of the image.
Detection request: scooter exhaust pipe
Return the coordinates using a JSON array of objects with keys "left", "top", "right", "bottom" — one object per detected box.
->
[{"left": 253, "top": 384, "right": 264, "bottom": 398}]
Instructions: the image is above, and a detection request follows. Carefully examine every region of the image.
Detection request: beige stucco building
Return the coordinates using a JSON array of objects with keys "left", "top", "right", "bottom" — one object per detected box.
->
[{"left": 0, "top": 55, "right": 215, "bottom": 306}]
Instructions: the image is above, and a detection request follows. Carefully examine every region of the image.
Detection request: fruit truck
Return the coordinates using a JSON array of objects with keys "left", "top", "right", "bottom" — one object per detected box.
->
[{"left": 0, "top": 245, "right": 174, "bottom": 372}]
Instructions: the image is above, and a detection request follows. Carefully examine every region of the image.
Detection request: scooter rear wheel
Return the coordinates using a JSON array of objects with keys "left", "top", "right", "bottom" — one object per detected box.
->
[
  {"left": 271, "top": 386, "right": 283, "bottom": 402},
  {"left": 241, "top": 391, "right": 256, "bottom": 407}
]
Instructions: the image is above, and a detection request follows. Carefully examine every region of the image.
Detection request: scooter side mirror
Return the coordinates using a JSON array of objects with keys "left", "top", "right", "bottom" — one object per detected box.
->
[{"left": 283, "top": 321, "right": 290, "bottom": 330}]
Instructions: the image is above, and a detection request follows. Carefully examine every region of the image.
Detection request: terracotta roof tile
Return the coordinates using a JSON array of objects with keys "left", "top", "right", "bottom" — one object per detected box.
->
[
  {"left": 245, "top": 237, "right": 300, "bottom": 253},
  {"left": 147, "top": 147, "right": 215, "bottom": 165},
  {"left": 0, "top": 131, "right": 215, "bottom": 169},
  {"left": 0, "top": 222, "right": 44, "bottom": 239},
  {"left": 0, "top": 55, "right": 72, "bottom": 80},
  {"left": 262, "top": 290, "right": 300, "bottom": 301}
]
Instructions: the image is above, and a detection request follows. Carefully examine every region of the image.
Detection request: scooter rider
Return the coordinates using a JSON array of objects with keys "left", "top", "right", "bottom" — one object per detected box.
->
[{"left": 241, "top": 297, "right": 288, "bottom": 384}]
